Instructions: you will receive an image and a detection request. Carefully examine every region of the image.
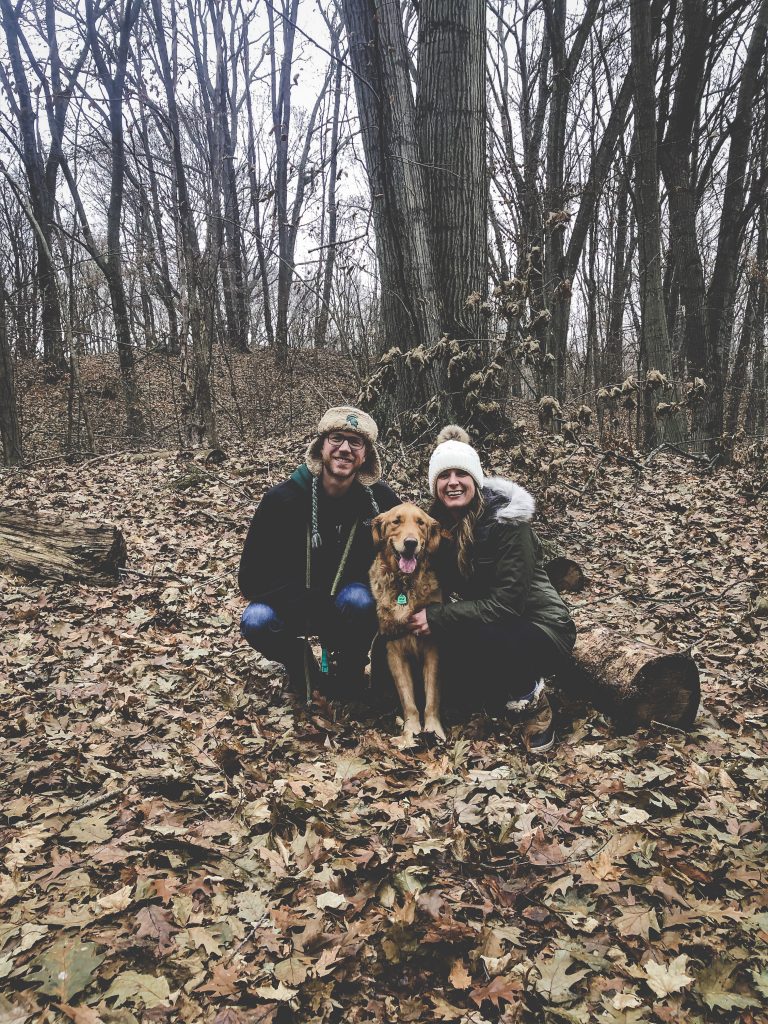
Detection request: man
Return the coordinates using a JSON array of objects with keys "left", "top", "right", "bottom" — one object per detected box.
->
[{"left": 239, "top": 406, "right": 399, "bottom": 698}]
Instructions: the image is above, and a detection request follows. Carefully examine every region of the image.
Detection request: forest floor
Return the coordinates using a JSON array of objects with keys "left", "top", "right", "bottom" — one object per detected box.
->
[{"left": 1, "top": 397, "right": 767, "bottom": 1023}]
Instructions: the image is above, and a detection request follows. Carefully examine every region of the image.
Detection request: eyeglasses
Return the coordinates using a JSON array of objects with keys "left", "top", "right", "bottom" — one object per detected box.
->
[{"left": 326, "top": 432, "right": 365, "bottom": 450}]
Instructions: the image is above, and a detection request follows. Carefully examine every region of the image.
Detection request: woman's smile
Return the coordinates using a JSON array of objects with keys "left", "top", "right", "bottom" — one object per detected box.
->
[{"left": 436, "top": 469, "right": 476, "bottom": 516}]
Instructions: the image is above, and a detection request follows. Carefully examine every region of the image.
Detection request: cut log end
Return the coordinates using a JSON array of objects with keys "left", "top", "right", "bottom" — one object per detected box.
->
[
  {"left": 545, "top": 555, "right": 587, "bottom": 593},
  {"left": 631, "top": 652, "right": 700, "bottom": 730}
]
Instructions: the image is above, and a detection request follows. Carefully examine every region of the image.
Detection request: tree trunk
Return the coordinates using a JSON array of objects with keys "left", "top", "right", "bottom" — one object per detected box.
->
[
  {"left": 553, "top": 71, "right": 634, "bottom": 385},
  {"left": 630, "top": 0, "right": 686, "bottom": 445},
  {"left": 604, "top": 169, "right": 631, "bottom": 384},
  {"left": 133, "top": 32, "right": 180, "bottom": 356},
  {"left": 416, "top": 0, "right": 487, "bottom": 343},
  {"left": 340, "top": 0, "right": 440, "bottom": 354},
  {"left": 340, "top": 0, "right": 442, "bottom": 433},
  {"left": 0, "top": 283, "right": 22, "bottom": 465},
  {"left": 270, "top": 0, "right": 301, "bottom": 363},
  {"left": 570, "top": 626, "right": 700, "bottom": 730},
  {"left": 150, "top": 0, "right": 216, "bottom": 446},
  {"left": 0, "top": 511, "right": 127, "bottom": 583},
  {"left": 243, "top": 26, "right": 275, "bottom": 350},
  {"left": 658, "top": 0, "right": 711, "bottom": 446},
  {"left": 315, "top": 26, "right": 343, "bottom": 349},
  {"left": 701, "top": 0, "right": 768, "bottom": 452},
  {"left": 745, "top": 180, "right": 767, "bottom": 437},
  {"left": 0, "top": 0, "right": 67, "bottom": 368},
  {"left": 85, "top": 0, "right": 145, "bottom": 440},
  {"left": 725, "top": 256, "right": 762, "bottom": 435}
]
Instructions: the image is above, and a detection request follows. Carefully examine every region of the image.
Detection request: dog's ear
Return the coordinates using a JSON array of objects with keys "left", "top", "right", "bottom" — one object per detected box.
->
[
  {"left": 371, "top": 513, "right": 387, "bottom": 548},
  {"left": 426, "top": 516, "right": 441, "bottom": 554}
]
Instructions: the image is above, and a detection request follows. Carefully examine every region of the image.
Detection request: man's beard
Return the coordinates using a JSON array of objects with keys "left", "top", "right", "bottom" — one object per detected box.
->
[{"left": 323, "top": 453, "right": 356, "bottom": 478}]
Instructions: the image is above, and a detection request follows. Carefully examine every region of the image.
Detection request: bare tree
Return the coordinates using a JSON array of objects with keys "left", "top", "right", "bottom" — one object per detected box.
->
[
  {"left": 84, "top": 0, "right": 145, "bottom": 438},
  {"left": 149, "top": 0, "right": 217, "bottom": 444},
  {"left": 630, "top": 0, "right": 685, "bottom": 444},
  {"left": 701, "top": 0, "right": 768, "bottom": 450},
  {"left": 0, "top": 275, "right": 22, "bottom": 464},
  {"left": 0, "top": 0, "right": 88, "bottom": 367}
]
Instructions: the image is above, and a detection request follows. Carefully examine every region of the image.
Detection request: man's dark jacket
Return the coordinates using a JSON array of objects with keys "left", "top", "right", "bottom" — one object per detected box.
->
[{"left": 239, "top": 464, "right": 399, "bottom": 622}]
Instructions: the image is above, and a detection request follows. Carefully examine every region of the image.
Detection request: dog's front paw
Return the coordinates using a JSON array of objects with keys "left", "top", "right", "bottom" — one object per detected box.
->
[
  {"left": 423, "top": 715, "right": 446, "bottom": 741},
  {"left": 402, "top": 715, "right": 422, "bottom": 744}
]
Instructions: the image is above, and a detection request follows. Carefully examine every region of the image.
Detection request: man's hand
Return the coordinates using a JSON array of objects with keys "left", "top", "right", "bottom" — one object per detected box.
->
[{"left": 407, "top": 609, "right": 431, "bottom": 636}]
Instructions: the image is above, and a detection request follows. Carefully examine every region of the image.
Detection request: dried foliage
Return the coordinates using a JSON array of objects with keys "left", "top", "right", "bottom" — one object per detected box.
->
[{"left": 1, "top": 420, "right": 767, "bottom": 1023}]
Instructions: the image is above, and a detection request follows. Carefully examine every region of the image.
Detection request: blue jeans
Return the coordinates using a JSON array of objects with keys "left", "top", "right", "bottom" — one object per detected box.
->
[{"left": 240, "top": 583, "right": 377, "bottom": 672}]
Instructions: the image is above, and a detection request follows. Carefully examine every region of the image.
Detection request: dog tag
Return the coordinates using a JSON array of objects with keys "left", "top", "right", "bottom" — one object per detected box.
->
[{"left": 396, "top": 593, "right": 408, "bottom": 605}]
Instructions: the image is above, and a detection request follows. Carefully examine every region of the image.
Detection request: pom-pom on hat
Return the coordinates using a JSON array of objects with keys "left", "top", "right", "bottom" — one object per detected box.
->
[
  {"left": 428, "top": 425, "right": 485, "bottom": 495},
  {"left": 305, "top": 405, "right": 382, "bottom": 486}
]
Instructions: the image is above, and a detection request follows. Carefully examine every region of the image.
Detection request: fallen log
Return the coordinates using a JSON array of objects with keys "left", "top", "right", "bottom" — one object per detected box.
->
[
  {"left": 568, "top": 626, "right": 700, "bottom": 730},
  {"left": 0, "top": 510, "right": 127, "bottom": 584}
]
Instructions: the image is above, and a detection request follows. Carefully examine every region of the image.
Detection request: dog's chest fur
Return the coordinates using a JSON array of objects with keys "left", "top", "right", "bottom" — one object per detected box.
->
[{"left": 370, "top": 559, "right": 443, "bottom": 638}]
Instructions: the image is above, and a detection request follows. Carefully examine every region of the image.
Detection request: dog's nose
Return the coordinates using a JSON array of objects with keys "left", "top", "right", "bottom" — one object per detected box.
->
[{"left": 403, "top": 537, "right": 418, "bottom": 555}]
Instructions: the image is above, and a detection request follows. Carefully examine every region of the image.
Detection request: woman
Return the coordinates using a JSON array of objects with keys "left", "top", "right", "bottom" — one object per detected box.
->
[{"left": 407, "top": 426, "right": 576, "bottom": 752}]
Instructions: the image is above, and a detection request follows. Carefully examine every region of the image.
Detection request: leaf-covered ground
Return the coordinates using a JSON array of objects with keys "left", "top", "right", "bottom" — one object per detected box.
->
[{"left": 1, "top": 427, "right": 767, "bottom": 1024}]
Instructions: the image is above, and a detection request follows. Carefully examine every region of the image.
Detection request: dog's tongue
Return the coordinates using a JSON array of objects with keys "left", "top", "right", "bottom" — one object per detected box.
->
[{"left": 398, "top": 555, "right": 417, "bottom": 575}]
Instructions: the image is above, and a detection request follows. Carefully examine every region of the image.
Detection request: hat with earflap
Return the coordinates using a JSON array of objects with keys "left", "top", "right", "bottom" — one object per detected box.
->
[
  {"left": 305, "top": 405, "right": 382, "bottom": 487},
  {"left": 428, "top": 424, "right": 485, "bottom": 495}
]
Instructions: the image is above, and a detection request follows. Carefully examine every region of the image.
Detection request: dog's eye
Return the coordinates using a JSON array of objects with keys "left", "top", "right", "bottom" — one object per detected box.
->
[{"left": 392, "top": 517, "right": 401, "bottom": 525}]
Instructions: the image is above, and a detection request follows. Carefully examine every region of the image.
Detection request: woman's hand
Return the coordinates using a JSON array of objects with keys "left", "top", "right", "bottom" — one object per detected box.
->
[{"left": 407, "top": 609, "right": 431, "bottom": 636}]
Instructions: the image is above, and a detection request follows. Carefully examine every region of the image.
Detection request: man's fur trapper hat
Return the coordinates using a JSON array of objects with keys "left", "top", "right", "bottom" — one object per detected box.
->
[{"left": 305, "top": 406, "right": 382, "bottom": 486}]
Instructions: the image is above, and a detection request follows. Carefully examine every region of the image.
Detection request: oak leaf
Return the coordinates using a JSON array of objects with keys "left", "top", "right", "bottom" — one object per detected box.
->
[
  {"left": 469, "top": 973, "right": 522, "bottom": 1008},
  {"left": 27, "top": 938, "right": 104, "bottom": 1002},
  {"left": 103, "top": 970, "right": 172, "bottom": 1008},
  {"left": 448, "top": 959, "right": 472, "bottom": 990},
  {"left": 134, "top": 906, "right": 176, "bottom": 953},
  {"left": 252, "top": 981, "right": 297, "bottom": 1002},
  {"left": 197, "top": 962, "right": 243, "bottom": 997},
  {"left": 696, "top": 957, "right": 758, "bottom": 1010}
]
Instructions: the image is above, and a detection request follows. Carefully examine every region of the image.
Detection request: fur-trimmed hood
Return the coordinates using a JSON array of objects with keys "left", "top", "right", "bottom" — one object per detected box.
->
[{"left": 481, "top": 476, "right": 536, "bottom": 523}]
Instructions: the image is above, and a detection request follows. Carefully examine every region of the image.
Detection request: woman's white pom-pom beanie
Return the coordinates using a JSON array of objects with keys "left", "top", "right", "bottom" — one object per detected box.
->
[{"left": 428, "top": 425, "right": 485, "bottom": 495}]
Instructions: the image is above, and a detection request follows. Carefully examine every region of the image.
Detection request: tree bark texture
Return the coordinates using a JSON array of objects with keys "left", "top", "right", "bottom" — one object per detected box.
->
[
  {"left": 85, "top": 0, "right": 145, "bottom": 439},
  {"left": 0, "top": 0, "right": 66, "bottom": 367},
  {"left": 270, "top": 0, "right": 300, "bottom": 362},
  {"left": 416, "top": 0, "right": 487, "bottom": 342},
  {"left": 150, "top": 0, "right": 217, "bottom": 446},
  {"left": 702, "top": 0, "right": 768, "bottom": 451},
  {"left": 658, "top": 0, "right": 710, "bottom": 439},
  {"left": 630, "top": 0, "right": 686, "bottom": 445},
  {"left": 340, "top": 0, "right": 441, "bottom": 353},
  {"left": 745, "top": 188, "right": 767, "bottom": 436},
  {"left": 316, "top": 29, "right": 343, "bottom": 348},
  {"left": 604, "top": 171, "right": 631, "bottom": 384},
  {"left": 570, "top": 626, "right": 700, "bottom": 730},
  {"left": 0, "top": 284, "right": 22, "bottom": 465},
  {"left": 0, "top": 511, "right": 127, "bottom": 583},
  {"left": 552, "top": 70, "right": 634, "bottom": 385}
]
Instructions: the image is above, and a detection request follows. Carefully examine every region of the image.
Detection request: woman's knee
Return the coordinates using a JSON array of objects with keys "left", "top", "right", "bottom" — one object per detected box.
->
[{"left": 240, "top": 602, "right": 284, "bottom": 647}]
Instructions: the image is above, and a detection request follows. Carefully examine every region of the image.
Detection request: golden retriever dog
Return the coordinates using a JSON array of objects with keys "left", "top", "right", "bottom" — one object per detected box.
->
[{"left": 369, "top": 503, "right": 445, "bottom": 742}]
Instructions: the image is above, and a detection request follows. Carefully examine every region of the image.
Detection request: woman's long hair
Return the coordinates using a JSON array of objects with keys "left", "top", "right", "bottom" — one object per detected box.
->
[{"left": 430, "top": 487, "right": 485, "bottom": 579}]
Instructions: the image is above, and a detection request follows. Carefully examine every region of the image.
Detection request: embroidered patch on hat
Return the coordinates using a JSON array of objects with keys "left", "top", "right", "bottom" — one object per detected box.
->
[{"left": 345, "top": 413, "right": 359, "bottom": 428}]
